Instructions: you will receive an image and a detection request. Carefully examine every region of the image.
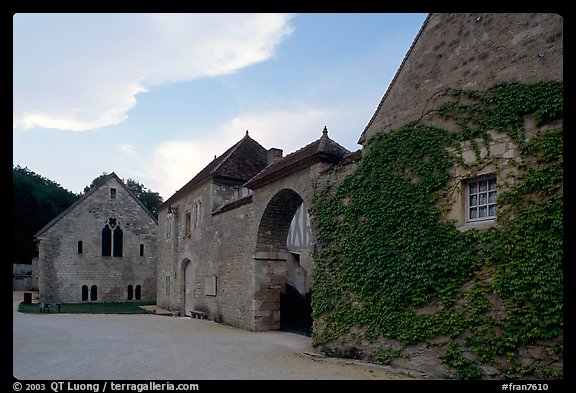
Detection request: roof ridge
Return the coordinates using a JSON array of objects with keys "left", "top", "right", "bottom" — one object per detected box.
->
[
  {"left": 35, "top": 172, "right": 157, "bottom": 238},
  {"left": 210, "top": 135, "right": 246, "bottom": 176},
  {"left": 244, "top": 127, "right": 350, "bottom": 189},
  {"left": 159, "top": 132, "right": 268, "bottom": 209},
  {"left": 358, "top": 13, "right": 431, "bottom": 144}
]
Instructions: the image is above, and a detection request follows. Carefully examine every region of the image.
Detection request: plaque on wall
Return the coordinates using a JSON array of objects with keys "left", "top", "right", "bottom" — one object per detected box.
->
[{"left": 205, "top": 276, "right": 217, "bottom": 296}]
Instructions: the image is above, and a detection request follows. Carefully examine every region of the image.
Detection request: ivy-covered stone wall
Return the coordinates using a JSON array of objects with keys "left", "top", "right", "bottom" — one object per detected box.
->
[{"left": 311, "top": 81, "right": 563, "bottom": 379}]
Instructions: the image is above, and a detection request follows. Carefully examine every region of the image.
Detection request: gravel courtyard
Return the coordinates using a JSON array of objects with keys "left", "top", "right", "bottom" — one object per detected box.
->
[{"left": 12, "top": 292, "right": 417, "bottom": 380}]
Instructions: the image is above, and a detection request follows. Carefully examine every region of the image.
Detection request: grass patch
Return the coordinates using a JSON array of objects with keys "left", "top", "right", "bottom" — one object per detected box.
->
[{"left": 18, "top": 301, "right": 155, "bottom": 314}]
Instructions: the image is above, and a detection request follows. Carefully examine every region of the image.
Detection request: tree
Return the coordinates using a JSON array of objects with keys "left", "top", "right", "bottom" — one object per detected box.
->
[
  {"left": 13, "top": 166, "right": 79, "bottom": 263},
  {"left": 83, "top": 172, "right": 109, "bottom": 194},
  {"left": 124, "top": 178, "right": 163, "bottom": 218}
]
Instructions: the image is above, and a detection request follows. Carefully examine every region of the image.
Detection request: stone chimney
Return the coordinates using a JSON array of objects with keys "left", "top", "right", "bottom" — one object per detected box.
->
[{"left": 267, "top": 148, "right": 283, "bottom": 165}]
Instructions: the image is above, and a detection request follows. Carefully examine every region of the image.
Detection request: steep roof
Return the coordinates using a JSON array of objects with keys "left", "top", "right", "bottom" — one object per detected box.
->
[
  {"left": 160, "top": 132, "right": 268, "bottom": 208},
  {"left": 35, "top": 172, "right": 157, "bottom": 238},
  {"left": 244, "top": 127, "right": 350, "bottom": 190}
]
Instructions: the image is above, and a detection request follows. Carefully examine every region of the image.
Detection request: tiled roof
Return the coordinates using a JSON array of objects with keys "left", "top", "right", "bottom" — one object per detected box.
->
[
  {"left": 160, "top": 132, "right": 268, "bottom": 208},
  {"left": 244, "top": 127, "right": 351, "bottom": 190}
]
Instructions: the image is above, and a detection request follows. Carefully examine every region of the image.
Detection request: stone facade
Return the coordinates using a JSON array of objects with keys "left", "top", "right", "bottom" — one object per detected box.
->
[
  {"left": 314, "top": 13, "right": 563, "bottom": 378},
  {"left": 156, "top": 129, "right": 351, "bottom": 331},
  {"left": 357, "top": 12, "right": 562, "bottom": 238},
  {"left": 35, "top": 173, "right": 158, "bottom": 304}
]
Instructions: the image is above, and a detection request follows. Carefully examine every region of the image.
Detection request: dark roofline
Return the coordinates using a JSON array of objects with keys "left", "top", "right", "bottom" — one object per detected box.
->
[
  {"left": 35, "top": 172, "right": 157, "bottom": 238},
  {"left": 358, "top": 13, "right": 431, "bottom": 145},
  {"left": 159, "top": 133, "right": 266, "bottom": 210},
  {"left": 158, "top": 157, "right": 227, "bottom": 211},
  {"left": 336, "top": 149, "right": 362, "bottom": 167},
  {"left": 244, "top": 127, "right": 350, "bottom": 190},
  {"left": 212, "top": 194, "right": 253, "bottom": 216}
]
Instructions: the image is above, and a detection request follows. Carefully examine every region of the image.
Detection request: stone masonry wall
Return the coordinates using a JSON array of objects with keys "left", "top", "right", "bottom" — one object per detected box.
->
[
  {"left": 317, "top": 13, "right": 563, "bottom": 378},
  {"left": 157, "top": 161, "right": 334, "bottom": 331},
  {"left": 37, "top": 177, "right": 158, "bottom": 303},
  {"left": 157, "top": 178, "right": 260, "bottom": 329}
]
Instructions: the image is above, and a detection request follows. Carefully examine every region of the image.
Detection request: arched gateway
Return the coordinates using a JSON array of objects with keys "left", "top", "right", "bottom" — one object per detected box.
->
[
  {"left": 246, "top": 128, "right": 351, "bottom": 332},
  {"left": 252, "top": 189, "right": 311, "bottom": 333}
]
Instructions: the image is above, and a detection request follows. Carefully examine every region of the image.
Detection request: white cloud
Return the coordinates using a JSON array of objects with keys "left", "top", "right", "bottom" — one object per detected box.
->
[
  {"left": 118, "top": 144, "right": 138, "bottom": 159},
  {"left": 150, "top": 108, "right": 340, "bottom": 199},
  {"left": 13, "top": 13, "right": 294, "bottom": 132}
]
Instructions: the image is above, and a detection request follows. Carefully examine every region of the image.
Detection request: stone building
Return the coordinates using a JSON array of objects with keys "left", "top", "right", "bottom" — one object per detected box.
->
[
  {"left": 312, "top": 13, "right": 563, "bottom": 378},
  {"left": 35, "top": 173, "right": 158, "bottom": 304},
  {"left": 155, "top": 12, "right": 562, "bottom": 378},
  {"left": 156, "top": 129, "right": 351, "bottom": 333}
]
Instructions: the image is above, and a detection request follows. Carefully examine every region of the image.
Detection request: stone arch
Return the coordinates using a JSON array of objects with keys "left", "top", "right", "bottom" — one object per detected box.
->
[
  {"left": 255, "top": 189, "right": 303, "bottom": 256},
  {"left": 253, "top": 188, "right": 312, "bottom": 333}
]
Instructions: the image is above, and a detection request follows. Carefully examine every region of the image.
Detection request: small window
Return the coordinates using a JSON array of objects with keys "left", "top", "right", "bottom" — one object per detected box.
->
[
  {"left": 185, "top": 211, "right": 191, "bottom": 235},
  {"left": 135, "top": 285, "right": 141, "bottom": 300},
  {"left": 77, "top": 241, "right": 83, "bottom": 254},
  {"left": 82, "top": 285, "right": 88, "bottom": 301},
  {"left": 193, "top": 201, "right": 202, "bottom": 229},
  {"left": 466, "top": 175, "right": 497, "bottom": 222},
  {"left": 166, "top": 276, "right": 171, "bottom": 297},
  {"left": 111, "top": 188, "right": 116, "bottom": 198},
  {"left": 139, "top": 244, "right": 144, "bottom": 257},
  {"left": 127, "top": 285, "right": 133, "bottom": 300},
  {"left": 90, "top": 285, "right": 98, "bottom": 301},
  {"left": 165, "top": 214, "right": 172, "bottom": 239}
]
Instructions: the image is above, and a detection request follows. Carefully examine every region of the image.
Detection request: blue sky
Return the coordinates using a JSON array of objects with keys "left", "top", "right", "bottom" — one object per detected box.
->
[{"left": 13, "top": 13, "right": 428, "bottom": 200}]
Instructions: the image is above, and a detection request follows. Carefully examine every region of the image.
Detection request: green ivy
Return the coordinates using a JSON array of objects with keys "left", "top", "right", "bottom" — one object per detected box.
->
[
  {"left": 373, "top": 347, "right": 406, "bottom": 365},
  {"left": 441, "top": 343, "right": 484, "bottom": 380},
  {"left": 311, "top": 81, "right": 563, "bottom": 379}
]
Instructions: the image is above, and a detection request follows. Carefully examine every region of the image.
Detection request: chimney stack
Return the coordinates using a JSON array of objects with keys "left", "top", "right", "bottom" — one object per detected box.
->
[{"left": 267, "top": 148, "right": 283, "bottom": 165}]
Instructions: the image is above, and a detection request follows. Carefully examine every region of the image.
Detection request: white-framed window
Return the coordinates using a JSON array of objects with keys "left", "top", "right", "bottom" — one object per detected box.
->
[{"left": 466, "top": 175, "right": 497, "bottom": 222}]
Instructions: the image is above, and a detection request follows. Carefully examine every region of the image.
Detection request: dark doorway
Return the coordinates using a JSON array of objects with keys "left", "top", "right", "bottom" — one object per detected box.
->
[{"left": 280, "top": 283, "right": 312, "bottom": 336}]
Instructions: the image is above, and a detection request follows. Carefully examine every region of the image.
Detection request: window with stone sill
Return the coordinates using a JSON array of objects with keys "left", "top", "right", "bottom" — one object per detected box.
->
[{"left": 465, "top": 175, "right": 497, "bottom": 223}]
